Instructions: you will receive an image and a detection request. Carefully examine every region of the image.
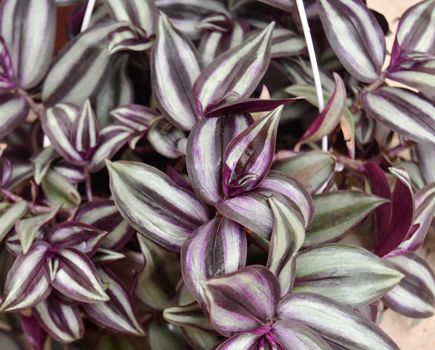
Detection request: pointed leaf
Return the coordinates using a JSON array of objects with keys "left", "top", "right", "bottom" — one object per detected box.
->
[
  {"left": 186, "top": 114, "right": 251, "bottom": 204},
  {"left": 394, "top": 0, "right": 435, "bottom": 56},
  {"left": 83, "top": 268, "right": 145, "bottom": 336},
  {"left": 163, "top": 302, "right": 212, "bottom": 330},
  {"left": 111, "top": 104, "right": 158, "bottom": 132},
  {"left": 273, "top": 151, "right": 335, "bottom": 194},
  {"left": 304, "top": 191, "right": 387, "bottom": 247},
  {"left": 294, "top": 244, "right": 403, "bottom": 307},
  {"left": 0, "top": 200, "right": 27, "bottom": 243},
  {"left": 32, "top": 146, "right": 58, "bottom": 185},
  {"left": 181, "top": 217, "right": 247, "bottom": 306},
  {"left": 271, "top": 320, "right": 334, "bottom": 350},
  {"left": 51, "top": 248, "right": 109, "bottom": 303},
  {"left": 0, "top": 0, "right": 56, "bottom": 88},
  {"left": 20, "top": 315, "right": 47, "bottom": 350},
  {"left": 151, "top": 12, "right": 201, "bottom": 130},
  {"left": 267, "top": 196, "right": 305, "bottom": 296},
  {"left": 203, "top": 265, "right": 280, "bottom": 336},
  {"left": 107, "top": 161, "right": 209, "bottom": 251},
  {"left": 46, "top": 222, "right": 107, "bottom": 255},
  {"left": 0, "top": 93, "right": 29, "bottom": 139},
  {"left": 298, "top": 73, "right": 346, "bottom": 145},
  {"left": 16, "top": 205, "right": 59, "bottom": 254},
  {"left": 277, "top": 293, "right": 399, "bottom": 350},
  {"left": 0, "top": 242, "right": 51, "bottom": 312},
  {"left": 222, "top": 106, "right": 282, "bottom": 197},
  {"left": 42, "top": 22, "right": 124, "bottom": 106},
  {"left": 194, "top": 23, "right": 274, "bottom": 114},
  {"left": 416, "top": 142, "right": 435, "bottom": 184},
  {"left": 33, "top": 297, "right": 83, "bottom": 344},
  {"left": 73, "top": 99, "right": 99, "bottom": 159},
  {"left": 41, "top": 169, "right": 81, "bottom": 209},
  {"left": 317, "top": 0, "right": 386, "bottom": 82},
  {"left": 383, "top": 253, "right": 435, "bottom": 318},
  {"left": 362, "top": 87, "right": 435, "bottom": 145}
]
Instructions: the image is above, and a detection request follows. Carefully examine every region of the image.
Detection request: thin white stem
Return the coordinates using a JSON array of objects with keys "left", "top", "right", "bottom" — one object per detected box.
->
[
  {"left": 80, "top": 0, "right": 97, "bottom": 32},
  {"left": 294, "top": 0, "right": 328, "bottom": 151}
]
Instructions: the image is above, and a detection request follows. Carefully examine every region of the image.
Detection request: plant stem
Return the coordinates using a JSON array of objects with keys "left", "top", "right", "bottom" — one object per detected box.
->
[
  {"left": 294, "top": 0, "right": 327, "bottom": 151},
  {"left": 17, "top": 88, "right": 43, "bottom": 119},
  {"left": 0, "top": 188, "right": 53, "bottom": 214},
  {"left": 334, "top": 154, "right": 364, "bottom": 171},
  {"left": 352, "top": 71, "right": 387, "bottom": 111},
  {"left": 84, "top": 169, "right": 93, "bottom": 202}
]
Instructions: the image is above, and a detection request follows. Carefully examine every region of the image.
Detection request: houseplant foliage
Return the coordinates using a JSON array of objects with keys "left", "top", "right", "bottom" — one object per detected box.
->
[{"left": 0, "top": 0, "right": 433, "bottom": 348}]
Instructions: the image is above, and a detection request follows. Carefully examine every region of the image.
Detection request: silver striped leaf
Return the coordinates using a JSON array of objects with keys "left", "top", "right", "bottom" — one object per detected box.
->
[
  {"left": 294, "top": 244, "right": 403, "bottom": 307},
  {"left": 151, "top": 13, "right": 201, "bottom": 130},
  {"left": 34, "top": 297, "right": 84, "bottom": 343},
  {"left": 362, "top": 87, "right": 435, "bottom": 145},
  {"left": 0, "top": 93, "right": 29, "bottom": 139},
  {"left": 0, "top": 0, "right": 56, "bottom": 89},
  {"left": 42, "top": 22, "right": 124, "bottom": 106},
  {"left": 277, "top": 293, "right": 399, "bottom": 350},
  {"left": 317, "top": 0, "right": 386, "bottom": 82},
  {"left": 383, "top": 253, "right": 435, "bottom": 318},
  {"left": 194, "top": 23, "right": 274, "bottom": 115},
  {"left": 107, "top": 161, "right": 210, "bottom": 251}
]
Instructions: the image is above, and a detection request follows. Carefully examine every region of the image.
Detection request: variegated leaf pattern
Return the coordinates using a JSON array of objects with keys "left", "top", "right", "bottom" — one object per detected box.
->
[
  {"left": 0, "top": 93, "right": 29, "bottom": 139},
  {"left": 0, "top": 0, "right": 56, "bottom": 89},
  {"left": 107, "top": 161, "right": 209, "bottom": 251},
  {"left": 317, "top": 0, "right": 386, "bottom": 82},
  {"left": 383, "top": 253, "right": 435, "bottom": 318},
  {"left": 362, "top": 87, "right": 435, "bottom": 145},
  {"left": 294, "top": 245, "right": 403, "bottom": 307},
  {"left": 194, "top": 23, "right": 274, "bottom": 114},
  {"left": 151, "top": 12, "right": 201, "bottom": 130}
]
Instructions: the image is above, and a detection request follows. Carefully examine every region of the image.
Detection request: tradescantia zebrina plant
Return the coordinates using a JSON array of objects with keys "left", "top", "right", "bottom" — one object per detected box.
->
[{"left": 0, "top": 0, "right": 434, "bottom": 348}]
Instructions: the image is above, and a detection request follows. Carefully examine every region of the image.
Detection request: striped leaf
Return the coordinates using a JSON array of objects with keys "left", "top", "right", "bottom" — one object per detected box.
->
[
  {"left": 273, "top": 151, "right": 335, "bottom": 194},
  {"left": 163, "top": 302, "right": 212, "bottom": 330},
  {"left": 181, "top": 217, "right": 247, "bottom": 306},
  {"left": 111, "top": 104, "right": 157, "bottom": 132},
  {"left": 46, "top": 222, "right": 107, "bottom": 255},
  {"left": 294, "top": 244, "right": 403, "bottom": 307},
  {"left": 194, "top": 23, "right": 274, "bottom": 114},
  {"left": 32, "top": 146, "right": 58, "bottom": 185},
  {"left": 203, "top": 265, "right": 280, "bottom": 336},
  {"left": 271, "top": 320, "right": 334, "bottom": 350},
  {"left": 155, "top": 0, "right": 230, "bottom": 40},
  {"left": 147, "top": 117, "right": 187, "bottom": 158},
  {"left": 41, "top": 169, "right": 81, "bottom": 209},
  {"left": 105, "top": 0, "right": 158, "bottom": 36},
  {"left": 397, "top": 183, "right": 435, "bottom": 253},
  {"left": 88, "top": 124, "right": 132, "bottom": 172},
  {"left": 182, "top": 326, "right": 222, "bottom": 350},
  {"left": 286, "top": 84, "right": 355, "bottom": 157},
  {"left": 42, "top": 22, "right": 123, "bottom": 106},
  {"left": 0, "top": 37, "right": 15, "bottom": 91},
  {"left": 416, "top": 142, "right": 435, "bottom": 184},
  {"left": 383, "top": 253, "right": 435, "bottom": 318},
  {"left": 75, "top": 200, "right": 134, "bottom": 250},
  {"left": 317, "top": 0, "right": 386, "bottom": 82},
  {"left": 20, "top": 315, "right": 47, "bottom": 350},
  {"left": 151, "top": 12, "right": 201, "bottom": 130},
  {"left": 374, "top": 168, "right": 414, "bottom": 257},
  {"left": 394, "top": 0, "right": 435, "bottom": 56},
  {"left": 388, "top": 59, "right": 435, "bottom": 99},
  {"left": 267, "top": 196, "right": 305, "bottom": 296},
  {"left": 15, "top": 206, "right": 59, "bottom": 254},
  {"left": 277, "top": 293, "right": 399, "bottom": 350},
  {"left": 298, "top": 73, "right": 346, "bottom": 146},
  {"left": 0, "top": 200, "right": 27, "bottom": 243},
  {"left": 0, "top": 0, "right": 56, "bottom": 89},
  {"left": 216, "top": 332, "right": 258, "bottom": 350},
  {"left": 107, "top": 161, "right": 209, "bottom": 251},
  {"left": 257, "top": 0, "right": 294, "bottom": 12},
  {"left": 34, "top": 297, "right": 84, "bottom": 343},
  {"left": 0, "top": 242, "right": 51, "bottom": 312},
  {"left": 136, "top": 235, "right": 181, "bottom": 310},
  {"left": 107, "top": 24, "right": 152, "bottom": 54},
  {"left": 0, "top": 93, "right": 29, "bottom": 139},
  {"left": 304, "top": 191, "right": 387, "bottom": 247},
  {"left": 83, "top": 268, "right": 145, "bottom": 336},
  {"left": 222, "top": 106, "right": 282, "bottom": 197},
  {"left": 51, "top": 248, "right": 109, "bottom": 303},
  {"left": 73, "top": 100, "right": 100, "bottom": 158},
  {"left": 186, "top": 114, "right": 251, "bottom": 204},
  {"left": 362, "top": 87, "right": 435, "bottom": 145}
]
